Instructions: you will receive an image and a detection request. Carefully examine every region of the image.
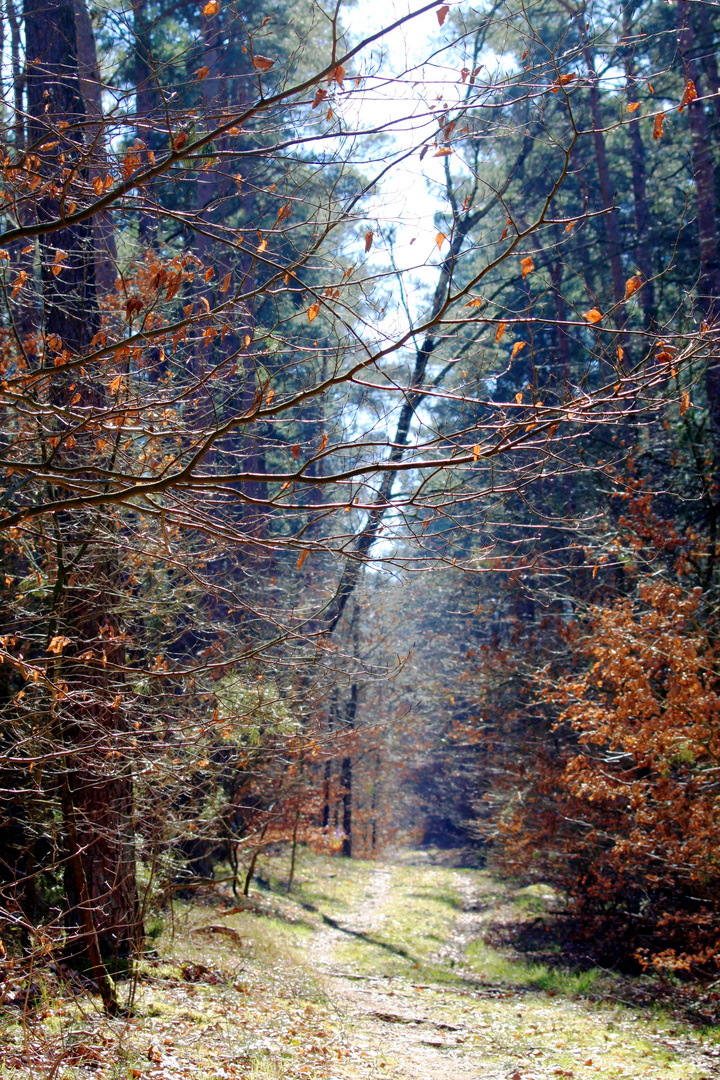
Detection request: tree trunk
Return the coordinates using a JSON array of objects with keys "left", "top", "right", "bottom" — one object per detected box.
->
[
  {"left": 24, "top": 0, "right": 142, "bottom": 991},
  {"left": 132, "top": 0, "right": 159, "bottom": 246},
  {"left": 6, "top": 0, "right": 37, "bottom": 341},
  {"left": 677, "top": 0, "right": 720, "bottom": 440},
  {"left": 25, "top": 0, "right": 98, "bottom": 353},
  {"left": 340, "top": 613, "right": 360, "bottom": 858},
  {"left": 678, "top": 2, "right": 720, "bottom": 307},
  {"left": 694, "top": 2, "right": 720, "bottom": 128},
  {"left": 582, "top": 41, "right": 627, "bottom": 320},
  {"left": 73, "top": 0, "right": 117, "bottom": 292},
  {"left": 340, "top": 752, "right": 352, "bottom": 858},
  {"left": 287, "top": 810, "right": 301, "bottom": 891},
  {"left": 622, "top": 9, "right": 656, "bottom": 325}
]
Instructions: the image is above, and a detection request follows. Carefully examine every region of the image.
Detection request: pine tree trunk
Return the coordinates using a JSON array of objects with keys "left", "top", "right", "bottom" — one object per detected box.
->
[
  {"left": 677, "top": 1, "right": 720, "bottom": 440},
  {"left": 24, "top": 0, "right": 142, "bottom": 990},
  {"left": 582, "top": 42, "right": 626, "bottom": 320},
  {"left": 622, "top": 10, "right": 656, "bottom": 325},
  {"left": 73, "top": 0, "right": 117, "bottom": 292}
]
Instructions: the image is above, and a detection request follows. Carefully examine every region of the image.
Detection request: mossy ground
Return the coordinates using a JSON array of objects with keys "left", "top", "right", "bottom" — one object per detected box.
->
[{"left": 2, "top": 848, "right": 719, "bottom": 1079}]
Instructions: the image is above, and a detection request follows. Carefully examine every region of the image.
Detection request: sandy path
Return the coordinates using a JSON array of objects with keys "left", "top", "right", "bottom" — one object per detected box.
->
[
  {"left": 305, "top": 860, "right": 508, "bottom": 1080},
  {"left": 295, "top": 854, "right": 720, "bottom": 1080}
]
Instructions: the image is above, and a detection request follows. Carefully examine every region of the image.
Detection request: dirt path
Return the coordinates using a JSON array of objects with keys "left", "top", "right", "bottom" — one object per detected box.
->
[
  {"left": 291, "top": 852, "right": 720, "bottom": 1080},
  {"left": 307, "top": 861, "right": 485, "bottom": 1079}
]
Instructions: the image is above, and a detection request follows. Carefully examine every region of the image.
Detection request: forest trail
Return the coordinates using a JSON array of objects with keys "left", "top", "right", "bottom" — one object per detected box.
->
[
  {"left": 4, "top": 849, "right": 719, "bottom": 1080},
  {"left": 303, "top": 855, "right": 491, "bottom": 1079},
  {"left": 291, "top": 851, "right": 718, "bottom": 1080}
]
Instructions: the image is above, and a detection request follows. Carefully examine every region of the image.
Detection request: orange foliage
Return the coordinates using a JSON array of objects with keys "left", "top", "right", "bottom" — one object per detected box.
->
[{"left": 493, "top": 497, "right": 720, "bottom": 975}]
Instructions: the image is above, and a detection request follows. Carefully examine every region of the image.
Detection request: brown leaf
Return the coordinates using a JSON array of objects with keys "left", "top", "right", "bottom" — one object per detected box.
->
[
  {"left": 173, "top": 131, "right": 189, "bottom": 151},
  {"left": 627, "top": 101, "right": 640, "bottom": 112},
  {"left": 437, "top": 4, "right": 449, "bottom": 25},
  {"left": 680, "top": 390, "right": 690, "bottom": 416},
  {"left": 253, "top": 54, "right": 275, "bottom": 72},
  {"left": 319, "top": 432, "right": 328, "bottom": 450},
  {"left": 194, "top": 66, "right": 210, "bottom": 82},
  {"left": 332, "top": 64, "right": 345, "bottom": 87},
  {"left": 472, "top": 443, "right": 481, "bottom": 461},
  {"left": 47, "top": 635, "right": 72, "bottom": 655},
  {"left": 256, "top": 238, "right": 267, "bottom": 253},
  {"left": 312, "top": 87, "right": 328, "bottom": 109},
  {"left": 11, "top": 270, "right": 27, "bottom": 298},
  {"left": 495, "top": 321, "right": 507, "bottom": 343},
  {"left": 291, "top": 444, "right": 300, "bottom": 459},
  {"left": 296, "top": 549, "right": 309, "bottom": 569},
  {"left": 365, "top": 230, "right": 374, "bottom": 253},
  {"left": 202, "top": 0, "right": 219, "bottom": 14},
  {"left": 276, "top": 203, "right": 292, "bottom": 224},
  {"left": 520, "top": 255, "right": 534, "bottom": 278},
  {"left": 624, "top": 275, "right": 642, "bottom": 299},
  {"left": 511, "top": 342, "right": 526, "bottom": 360},
  {"left": 220, "top": 273, "right": 231, "bottom": 292},
  {"left": 653, "top": 112, "right": 665, "bottom": 140},
  {"left": 436, "top": 231, "right": 447, "bottom": 250},
  {"left": 125, "top": 296, "right": 144, "bottom": 320},
  {"left": 308, "top": 301, "right": 321, "bottom": 323},
  {"left": 583, "top": 307, "right": 603, "bottom": 324},
  {"left": 679, "top": 79, "right": 697, "bottom": 113}
]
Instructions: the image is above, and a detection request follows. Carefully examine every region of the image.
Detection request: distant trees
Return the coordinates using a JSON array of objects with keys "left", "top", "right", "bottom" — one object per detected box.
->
[{"left": 336, "top": 0, "right": 720, "bottom": 975}]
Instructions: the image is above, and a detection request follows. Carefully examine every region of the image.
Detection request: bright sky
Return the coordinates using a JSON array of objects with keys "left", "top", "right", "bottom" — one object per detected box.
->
[{"left": 342, "top": 0, "right": 469, "bottom": 330}]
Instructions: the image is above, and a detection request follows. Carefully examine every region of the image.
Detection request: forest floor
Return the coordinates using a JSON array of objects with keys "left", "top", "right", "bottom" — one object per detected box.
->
[{"left": 3, "top": 848, "right": 720, "bottom": 1080}]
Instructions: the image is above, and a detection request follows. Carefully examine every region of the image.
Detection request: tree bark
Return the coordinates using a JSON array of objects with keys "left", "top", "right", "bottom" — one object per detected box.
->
[
  {"left": 24, "top": 0, "right": 142, "bottom": 994},
  {"left": 678, "top": 2, "right": 720, "bottom": 307},
  {"left": 132, "top": 0, "right": 159, "bottom": 246},
  {"left": 622, "top": 8, "right": 656, "bottom": 325},
  {"left": 73, "top": 0, "right": 117, "bottom": 292},
  {"left": 6, "top": 0, "right": 37, "bottom": 340},
  {"left": 25, "top": 0, "right": 98, "bottom": 353},
  {"left": 582, "top": 41, "right": 627, "bottom": 320},
  {"left": 677, "top": 0, "right": 720, "bottom": 440}
]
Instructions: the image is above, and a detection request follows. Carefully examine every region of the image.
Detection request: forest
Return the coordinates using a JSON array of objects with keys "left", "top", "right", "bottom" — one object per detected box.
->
[{"left": 1, "top": 0, "right": 720, "bottom": 1072}]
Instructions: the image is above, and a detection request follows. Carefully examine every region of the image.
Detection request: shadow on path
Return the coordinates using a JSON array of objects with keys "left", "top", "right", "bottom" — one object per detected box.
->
[{"left": 296, "top": 897, "right": 419, "bottom": 965}]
